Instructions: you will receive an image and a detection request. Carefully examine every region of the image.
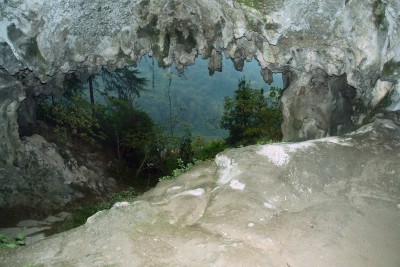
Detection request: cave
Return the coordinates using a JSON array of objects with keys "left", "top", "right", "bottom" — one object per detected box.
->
[{"left": 0, "top": 0, "right": 400, "bottom": 265}]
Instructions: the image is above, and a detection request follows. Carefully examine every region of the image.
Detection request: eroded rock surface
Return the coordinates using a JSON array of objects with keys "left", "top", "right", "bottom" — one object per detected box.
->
[
  {"left": 0, "top": 134, "right": 115, "bottom": 210},
  {"left": 2, "top": 117, "right": 399, "bottom": 267},
  {"left": 281, "top": 69, "right": 357, "bottom": 141},
  {"left": 0, "top": 0, "right": 399, "bottom": 141}
]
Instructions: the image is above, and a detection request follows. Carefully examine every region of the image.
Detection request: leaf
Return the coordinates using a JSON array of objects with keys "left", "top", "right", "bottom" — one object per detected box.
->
[
  {"left": 5, "top": 243, "right": 17, "bottom": 248},
  {"left": 16, "top": 233, "right": 25, "bottom": 240},
  {"left": 16, "top": 240, "right": 26, "bottom": 246}
]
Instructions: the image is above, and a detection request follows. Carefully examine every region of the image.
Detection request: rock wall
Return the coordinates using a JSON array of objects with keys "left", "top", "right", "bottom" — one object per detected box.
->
[
  {"left": 281, "top": 69, "right": 357, "bottom": 141},
  {"left": 0, "top": 134, "right": 116, "bottom": 210},
  {"left": 0, "top": 0, "right": 399, "bottom": 208},
  {"left": 0, "top": 70, "right": 25, "bottom": 164},
  {"left": 0, "top": 0, "right": 399, "bottom": 141}
]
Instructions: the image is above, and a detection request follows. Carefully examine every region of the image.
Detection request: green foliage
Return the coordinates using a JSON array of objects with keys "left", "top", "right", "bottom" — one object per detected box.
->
[
  {"left": 372, "top": 0, "right": 387, "bottom": 29},
  {"left": 136, "top": 56, "right": 282, "bottom": 139},
  {"left": 382, "top": 59, "right": 400, "bottom": 78},
  {"left": 262, "top": 18, "right": 281, "bottom": 31},
  {"left": 99, "top": 97, "right": 155, "bottom": 161},
  {"left": 39, "top": 96, "right": 105, "bottom": 146},
  {"left": 192, "top": 136, "right": 227, "bottom": 160},
  {"left": 62, "top": 73, "right": 85, "bottom": 99},
  {"left": 293, "top": 119, "right": 303, "bottom": 131},
  {"left": 220, "top": 79, "right": 283, "bottom": 146},
  {"left": 159, "top": 158, "right": 199, "bottom": 181},
  {"left": 97, "top": 67, "right": 148, "bottom": 105},
  {"left": 0, "top": 233, "right": 25, "bottom": 249},
  {"left": 111, "top": 187, "right": 139, "bottom": 202},
  {"left": 38, "top": 91, "right": 160, "bottom": 183},
  {"left": 178, "top": 126, "right": 195, "bottom": 164},
  {"left": 237, "top": 0, "right": 265, "bottom": 10}
]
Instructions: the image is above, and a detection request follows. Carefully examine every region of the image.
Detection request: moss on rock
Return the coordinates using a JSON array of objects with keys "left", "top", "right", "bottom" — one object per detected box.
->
[
  {"left": 25, "top": 37, "right": 46, "bottom": 63},
  {"left": 293, "top": 119, "right": 303, "bottom": 130},
  {"left": 237, "top": 0, "right": 265, "bottom": 11},
  {"left": 372, "top": 0, "right": 387, "bottom": 29},
  {"left": 382, "top": 60, "right": 400, "bottom": 78}
]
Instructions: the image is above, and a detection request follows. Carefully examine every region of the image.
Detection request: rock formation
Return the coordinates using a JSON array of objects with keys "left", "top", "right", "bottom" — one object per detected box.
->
[
  {"left": 1, "top": 117, "right": 399, "bottom": 266},
  {"left": 0, "top": 0, "right": 399, "bottom": 243},
  {"left": 1, "top": 0, "right": 399, "bottom": 142},
  {"left": 0, "top": 134, "right": 115, "bottom": 210}
]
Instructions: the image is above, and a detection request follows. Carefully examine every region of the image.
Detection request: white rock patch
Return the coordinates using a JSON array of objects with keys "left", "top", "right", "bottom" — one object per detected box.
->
[
  {"left": 353, "top": 124, "right": 374, "bottom": 134},
  {"left": 316, "top": 136, "right": 353, "bottom": 146},
  {"left": 167, "top": 186, "right": 182, "bottom": 192},
  {"left": 173, "top": 188, "right": 205, "bottom": 198},
  {"left": 264, "top": 202, "right": 277, "bottom": 209},
  {"left": 258, "top": 145, "right": 289, "bottom": 166},
  {"left": 257, "top": 142, "right": 314, "bottom": 166},
  {"left": 113, "top": 202, "right": 130, "bottom": 208},
  {"left": 230, "top": 179, "right": 245, "bottom": 190},
  {"left": 216, "top": 154, "right": 241, "bottom": 184}
]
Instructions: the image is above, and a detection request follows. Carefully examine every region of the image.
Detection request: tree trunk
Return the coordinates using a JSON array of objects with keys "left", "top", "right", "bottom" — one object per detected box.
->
[
  {"left": 88, "top": 76, "right": 95, "bottom": 105},
  {"left": 114, "top": 123, "right": 121, "bottom": 161}
]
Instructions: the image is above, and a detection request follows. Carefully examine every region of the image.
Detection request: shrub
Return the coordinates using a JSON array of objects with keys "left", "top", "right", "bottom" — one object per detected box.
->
[{"left": 220, "top": 79, "right": 283, "bottom": 146}]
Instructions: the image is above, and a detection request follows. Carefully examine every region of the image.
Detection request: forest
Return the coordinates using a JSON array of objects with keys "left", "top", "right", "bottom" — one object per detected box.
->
[
  {"left": 135, "top": 56, "right": 283, "bottom": 139},
  {"left": 35, "top": 56, "right": 283, "bottom": 187},
  {"left": 25, "top": 57, "right": 283, "bottom": 230}
]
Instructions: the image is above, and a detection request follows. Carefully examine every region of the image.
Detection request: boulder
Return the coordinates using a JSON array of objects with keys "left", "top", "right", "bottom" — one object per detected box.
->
[
  {"left": 2, "top": 117, "right": 399, "bottom": 266},
  {"left": 0, "top": 134, "right": 115, "bottom": 210}
]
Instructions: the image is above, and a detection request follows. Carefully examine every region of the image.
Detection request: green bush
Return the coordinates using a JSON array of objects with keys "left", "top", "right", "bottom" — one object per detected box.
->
[
  {"left": 38, "top": 96, "right": 105, "bottom": 146},
  {"left": 220, "top": 79, "right": 283, "bottom": 146},
  {"left": 192, "top": 136, "right": 227, "bottom": 160},
  {"left": 159, "top": 158, "right": 199, "bottom": 181},
  {"left": 0, "top": 233, "right": 25, "bottom": 249}
]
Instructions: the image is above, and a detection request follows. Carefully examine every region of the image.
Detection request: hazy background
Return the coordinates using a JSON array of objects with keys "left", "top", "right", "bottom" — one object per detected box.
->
[{"left": 134, "top": 56, "right": 283, "bottom": 139}]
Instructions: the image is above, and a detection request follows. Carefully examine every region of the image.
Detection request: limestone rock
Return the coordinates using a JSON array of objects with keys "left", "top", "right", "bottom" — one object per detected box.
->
[
  {"left": 0, "top": 70, "right": 25, "bottom": 164},
  {"left": 1, "top": 117, "right": 399, "bottom": 266},
  {"left": 281, "top": 69, "right": 357, "bottom": 141},
  {"left": 0, "top": 1, "right": 398, "bottom": 130},
  {"left": 0, "top": 134, "right": 115, "bottom": 210}
]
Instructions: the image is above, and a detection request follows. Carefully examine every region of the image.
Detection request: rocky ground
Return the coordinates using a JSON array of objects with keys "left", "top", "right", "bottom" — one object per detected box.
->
[
  {"left": 1, "top": 117, "right": 399, "bottom": 266},
  {"left": 0, "top": 212, "right": 72, "bottom": 246}
]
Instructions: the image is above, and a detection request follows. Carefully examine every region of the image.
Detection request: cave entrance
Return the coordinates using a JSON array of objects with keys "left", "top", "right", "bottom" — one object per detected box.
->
[
  {"left": 18, "top": 55, "right": 284, "bottom": 187},
  {"left": 134, "top": 55, "right": 283, "bottom": 140},
  {"left": 8, "top": 56, "right": 283, "bottom": 238}
]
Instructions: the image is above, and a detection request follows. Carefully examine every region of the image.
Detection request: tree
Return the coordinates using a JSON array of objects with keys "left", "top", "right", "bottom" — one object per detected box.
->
[
  {"left": 220, "top": 79, "right": 283, "bottom": 146},
  {"left": 39, "top": 96, "right": 105, "bottom": 147},
  {"left": 60, "top": 67, "right": 148, "bottom": 106},
  {"left": 98, "top": 67, "right": 148, "bottom": 106},
  {"left": 99, "top": 97, "right": 155, "bottom": 162}
]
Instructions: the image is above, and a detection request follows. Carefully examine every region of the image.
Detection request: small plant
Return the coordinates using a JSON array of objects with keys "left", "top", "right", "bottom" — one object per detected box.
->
[
  {"left": 0, "top": 233, "right": 25, "bottom": 248},
  {"left": 192, "top": 137, "right": 227, "bottom": 161},
  {"left": 54, "top": 187, "right": 139, "bottom": 232},
  {"left": 111, "top": 187, "right": 139, "bottom": 202},
  {"left": 39, "top": 97, "right": 106, "bottom": 147},
  {"left": 237, "top": 0, "right": 265, "bottom": 10},
  {"left": 159, "top": 158, "right": 201, "bottom": 181}
]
